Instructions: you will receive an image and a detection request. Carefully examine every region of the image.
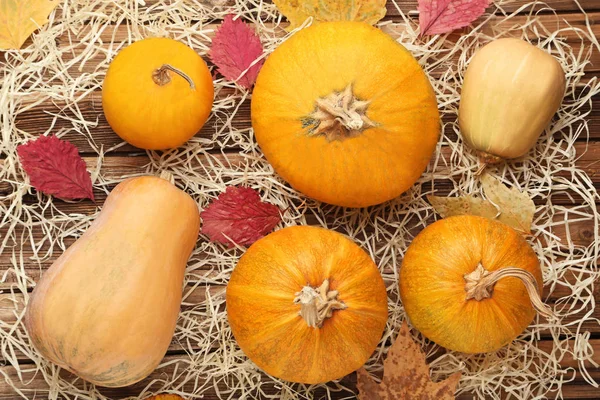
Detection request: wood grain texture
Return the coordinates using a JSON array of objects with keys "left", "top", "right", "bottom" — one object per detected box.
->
[
  {"left": 137, "top": 0, "right": 600, "bottom": 15},
  {"left": 2, "top": 0, "right": 600, "bottom": 398},
  {"left": 10, "top": 83, "right": 600, "bottom": 155}
]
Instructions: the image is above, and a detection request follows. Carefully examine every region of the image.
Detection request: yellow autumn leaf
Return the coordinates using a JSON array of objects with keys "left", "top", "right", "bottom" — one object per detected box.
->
[
  {"left": 0, "top": 0, "right": 58, "bottom": 50},
  {"left": 428, "top": 174, "right": 535, "bottom": 235},
  {"left": 480, "top": 173, "right": 536, "bottom": 234},
  {"left": 272, "top": 0, "right": 387, "bottom": 31}
]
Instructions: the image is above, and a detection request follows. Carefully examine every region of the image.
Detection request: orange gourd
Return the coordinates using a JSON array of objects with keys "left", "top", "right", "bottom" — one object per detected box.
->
[
  {"left": 399, "top": 215, "right": 552, "bottom": 354},
  {"left": 102, "top": 37, "right": 214, "bottom": 150},
  {"left": 226, "top": 225, "right": 388, "bottom": 383},
  {"left": 24, "top": 176, "right": 200, "bottom": 387},
  {"left": 251, "top": 21, "right": 440, "bottom": 208}
]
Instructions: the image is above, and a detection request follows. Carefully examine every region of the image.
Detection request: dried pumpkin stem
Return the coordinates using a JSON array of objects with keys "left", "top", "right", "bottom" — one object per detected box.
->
[
  {"left": 464, "top": 264, "right": 554, "bottom": 319},
  {"left": 293, "top": 279, "right": 347, "bottom": 328},
  {"left": 302, "top": 84, "right": 377, "bottom": 141},
  {"left": 152, "top": 64, "right": 196, "bottom": 90}
]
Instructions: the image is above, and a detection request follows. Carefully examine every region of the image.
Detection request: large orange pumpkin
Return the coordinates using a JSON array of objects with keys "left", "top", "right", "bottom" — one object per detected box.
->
[
  {"left": 25, "top": 176, "right": 200, "bottom": 387},
  {"left": 102, "top": 37, "right": 214, "bottom": 150},
  {"left": 251, "top": 22, "right": 440, "bottom": 208},
  {"left": 226, "top": 225, "right": 388, "bottom": 383},
  {"left": 399, "top": 215, "right": 551, "bottom": 354}
]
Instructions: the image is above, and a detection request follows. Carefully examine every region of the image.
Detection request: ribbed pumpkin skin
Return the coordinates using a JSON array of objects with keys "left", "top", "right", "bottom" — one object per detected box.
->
[
  {"left": 399, "top": 216, "right": 542, "bottom": 354},
  {"left": 251, "top": 22, "right": 440, "bottom": 208},
  {"left": 102, "top": 37, "right": 214, "bottom": 150},
  {"left": 24, "top": 176, "right": 200, "bottom": 387},
  {"left": 226, "top": 226, "right": 388, "bottom": 383}
]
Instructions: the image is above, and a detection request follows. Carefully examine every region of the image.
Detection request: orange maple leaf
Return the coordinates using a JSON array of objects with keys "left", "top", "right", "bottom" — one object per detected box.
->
[{"left": 357, "top": 321, "right": 461, "bottom": 399}]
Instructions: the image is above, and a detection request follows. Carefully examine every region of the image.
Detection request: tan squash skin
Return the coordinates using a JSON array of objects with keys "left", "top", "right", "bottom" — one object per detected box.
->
[
  {"left": 24, "top": 176, "right": 200, "bottom": 387},
  {"left": 227, "top": 225, "right": 388, "bottom": 384},
  {"left": 459, "top": 38, "right": 566, "bottom": 161},
  {"left": 400, "top": 216, "right": 543, "bottom": 354}
]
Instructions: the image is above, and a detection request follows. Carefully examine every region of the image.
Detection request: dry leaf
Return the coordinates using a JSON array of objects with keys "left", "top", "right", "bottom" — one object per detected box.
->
[
  {"left": 209, "top": 14, "right": 264, "bottom": 89},
  {"left": 427, "top": 194, "right": 497, "bottom": 220},
  {"left": 357, "top": 321, "right": 461, "bottom": 399},
  {"left": 0, "top": 0, "right": 59, "bottom": 50},
  {"left": 418, "top": 0, "right": 490, "bottom": 36},
  {"left": 200, "top": 186, "right": 282, "bottom": 247},
  {"left": 480, "top": 173, "right": 535, "bottom": 234},
  {"left": 17, "top": 135, "right": 95, "bottom": 201},
  {"left": 273, "top": 0, "right": 387, "bottom": 31},
  {"left": 427, "top": 174, "right": 535, "bottom": 234}
]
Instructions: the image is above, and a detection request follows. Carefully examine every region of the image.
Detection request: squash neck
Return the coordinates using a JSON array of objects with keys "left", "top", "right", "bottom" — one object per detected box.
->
[
  {"left": 302, "top": 84, "right": 377, "bottom": 141},
  {"left": 464, "top": 263, "right": 553, "bottom": 319},
  {"left": 293, "top": 279, "right": 347, "bottom": 328}
]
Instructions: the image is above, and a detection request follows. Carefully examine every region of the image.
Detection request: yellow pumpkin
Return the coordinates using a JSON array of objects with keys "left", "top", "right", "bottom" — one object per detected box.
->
[
  {"left": 251, "top": 22, "right": 440, "bottom": 208},
  {"left": 102, "top": 37, "right": 214, "bottom": 150},
  {"left": 399, "top": 215, "right": 551, "bottom": 354},
  {"left": 226, "top": 225, "right": 388, "bottom": 383},
  {"left": 25, "top": 176, "right": 200, "bottom": 387}
]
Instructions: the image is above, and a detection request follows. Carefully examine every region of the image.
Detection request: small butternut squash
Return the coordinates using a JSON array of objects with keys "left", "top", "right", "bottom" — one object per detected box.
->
[
  {"left": 25, "top": 176, "right": 200, "bottom": 387},
  {"left": 459, "top": 38, "right": 566, "bottom": 163}
]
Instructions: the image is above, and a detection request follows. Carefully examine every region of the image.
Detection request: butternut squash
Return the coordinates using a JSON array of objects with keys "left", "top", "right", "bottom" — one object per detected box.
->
[{"left": 24, "top": 176, "right": 200, "bottom": 387}]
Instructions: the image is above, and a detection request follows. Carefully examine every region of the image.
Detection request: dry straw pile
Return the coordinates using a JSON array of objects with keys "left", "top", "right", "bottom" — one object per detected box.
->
[{"left": 1, "top": 0, "right": 599, "bottom": 398}]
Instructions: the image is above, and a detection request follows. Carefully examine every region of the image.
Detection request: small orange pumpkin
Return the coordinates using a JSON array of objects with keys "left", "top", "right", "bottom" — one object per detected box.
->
[
  {"left": 226, "top": 225, "right": 388, "bottom": 383},
  {"left": 102, "top": 37, "right": 214, "bottom": 150},
  {"left": 399, "top": 215, "right": 551, "bottom": 354},
  {"left": 251, "top": 21, "right": 440, "bottom": 208}
]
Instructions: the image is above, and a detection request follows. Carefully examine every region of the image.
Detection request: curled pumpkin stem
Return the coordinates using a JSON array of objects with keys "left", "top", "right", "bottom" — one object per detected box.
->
[
  {"left": 464, "top": 264, "right": 554, "bottom": 320},
  {"left": 152, "top": 64, "right": 196, "bottom": 90},
  {"left": 294, "top": 279, "right": 347, "bottom": 328}
]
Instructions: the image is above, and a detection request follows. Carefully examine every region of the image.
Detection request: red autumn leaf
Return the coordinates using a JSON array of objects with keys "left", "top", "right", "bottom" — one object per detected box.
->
[
  {"left": 201, "top": 186, "right": 281, "bottom": 247},
  {"left": 209, "top": 14, "right": 264, "bottom": 89},
  {"left": 418, "top": 0, "right": 491, "bottom": 36},
  {"left": 17, "top": 135, "right": 95, "bottom": 201}
]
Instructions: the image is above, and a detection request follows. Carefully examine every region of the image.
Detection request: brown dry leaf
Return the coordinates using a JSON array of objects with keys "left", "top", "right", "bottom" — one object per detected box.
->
[
  {"left": 427, "top": 194, "right": 497, "bottom": 220},
  {"left": 480, "top": 173, "right": 535, "bottom": 234},
  {"left": 357, "top": 321, "right": 461, "bottom": 399},
  {"left": 272, "top": 0, "right": 387, "bottom": 31},
  {"left": 0, "top": 0, "right": 58, "bottom": 50},
  {"left": 428, "top": 174, "right": 535, "bottom": 235}
]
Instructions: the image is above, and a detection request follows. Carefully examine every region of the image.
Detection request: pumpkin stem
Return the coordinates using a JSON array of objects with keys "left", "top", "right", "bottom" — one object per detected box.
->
[
  {"left": 464, "top": 264, "right": 554, "bottom": 319},
  {"left": 293, "top": 279, "right": 347, "bottom": 328},
  {"left": 302, "top": 84, "right": 377, "bottom": 141},
  {"left": 152, "top": 64, "right": 196, "bottom": 90}
]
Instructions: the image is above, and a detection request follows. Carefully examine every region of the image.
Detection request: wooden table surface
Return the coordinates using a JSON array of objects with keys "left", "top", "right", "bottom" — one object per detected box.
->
[{"left": 1, "top": 0, "right": 600, "bottom": 399}]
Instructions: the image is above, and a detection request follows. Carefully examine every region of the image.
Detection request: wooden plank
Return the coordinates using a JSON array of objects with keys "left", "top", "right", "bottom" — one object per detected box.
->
[
  {"left": 11, "top": 83, "right": 600, "bottom": 155},
  {"left": 2, "top": 264, "right": 599, "bottom": 364},
  {"left": 1, "top": 336, "right": 598, "bottom": 399},
  {"left": 2, "top": 140, "right": 600, "bottom": 202},
  {"left": 1, "top": 207, "right": 598, "bottom": 277},
  {"left": 95, "top": 0, "right": 600, "bottom": 18},
  {"left": 7, "top": 12, "right": 599, "bottom": 86}
]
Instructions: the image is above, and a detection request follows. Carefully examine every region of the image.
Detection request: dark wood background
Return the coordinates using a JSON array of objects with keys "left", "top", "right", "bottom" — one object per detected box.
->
[{"left": 1, "top": 0, "right": 599, "bottom": 398}]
